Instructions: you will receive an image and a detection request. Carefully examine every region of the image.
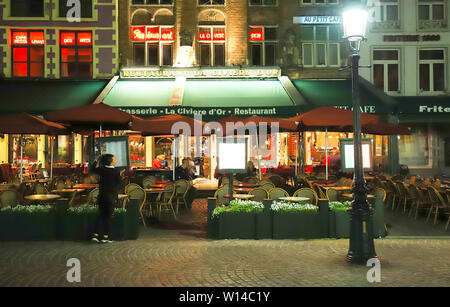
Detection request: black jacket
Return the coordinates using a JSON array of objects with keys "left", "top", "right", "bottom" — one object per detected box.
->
[{"left": 89, "top": 162, "right": 121, "bottom": 198}]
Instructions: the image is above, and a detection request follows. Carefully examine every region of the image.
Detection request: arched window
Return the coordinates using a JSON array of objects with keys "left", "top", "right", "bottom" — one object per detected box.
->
[{"left": 197, "top": 10, "right": 226, "bottom": 66}]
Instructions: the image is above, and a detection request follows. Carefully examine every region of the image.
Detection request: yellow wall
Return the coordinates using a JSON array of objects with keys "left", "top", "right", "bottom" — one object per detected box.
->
[{"left": 145, "top": 137, "right": 153, "bottom": 167}]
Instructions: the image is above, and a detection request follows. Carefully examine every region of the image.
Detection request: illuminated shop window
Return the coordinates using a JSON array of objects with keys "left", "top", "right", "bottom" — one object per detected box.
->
[
  {"left": 198, "top": 26, "right": 225, "bottom": 66},
  {"left": 59, "top": 0, "right": 92, "bottom": 18},
  {"left": 60, "top": 31, "right": 93, "bottom": 78},
  {"left": 131, "top": 26, "right": 174, "bottom": 66},
  {"left": 11, "top": 30, "right": 45, "bottom": 78},
  {"left": 249, "top": 26, "right": 277, "bottom": 66},
  {"left": 11, "top": 0, "right": 44, "bottom": 17}
]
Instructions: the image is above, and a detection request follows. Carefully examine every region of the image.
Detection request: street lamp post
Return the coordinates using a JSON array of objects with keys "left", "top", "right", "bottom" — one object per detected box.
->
[{"left": 342, "top": 3, "right": 377, "bottom": 264}]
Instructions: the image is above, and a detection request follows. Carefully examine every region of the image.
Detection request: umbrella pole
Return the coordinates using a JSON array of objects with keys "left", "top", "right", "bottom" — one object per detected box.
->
[
  {"left": 255, "top": 134, "right": 262, "bottom": 180},
  {"left": 20, "top": 136, "right": 23, "bottom": 183},
  {"left": 325, "top": 128, "right": 328, "bottom": 181},
  {"left": 295, "top": 133, "right": 298, "bottom": 177},
  {"left": 173, "top": 135, "right": 176, "bottom": 181},
  {"left": 99, "top": 124, "right": 102, "bottom": 138},
  {"left": 50, "top": 136, "right": 54, "bottom": 179}
]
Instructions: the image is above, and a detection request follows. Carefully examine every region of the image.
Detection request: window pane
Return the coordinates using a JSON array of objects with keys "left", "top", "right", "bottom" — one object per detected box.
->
[
  {"left": 13, "top": 48, "right": 28, "bottom": 62},
  {"left": 328, "top": 44, "right": 338, "bottom": 66},
  {"left": 399, "top": 127, "right": 430, "bottom": 166},
  {"left": 251, "top": 44, "right": 262, "bottom": 66},
  {"left": 315, "top": 44, "right": 326, "bottom": 65},
  {"left": 419, "top": 64, "right": 430, "bottom": 91},
  {"left": 11, "top": 0, "right": 44, "bottom": 17},
  {"left": 198, "top": 0, "right": 210, "bottom": 4},
  {"left": 432, "top": 4, "right": 444, "bottom": 20},
  {"left": 418, "top": 5, "right": 429, "bottom": 20},
  {"left": 61, "top": 63, "right": 77, "bottom": 77},
  {"left": 433, "top": 63, "right": 445, "bottom": 91},
  {"left": 300, "top": 26, "right": 314, "bottom": 41},
  {"left": 77, "top": 62, "right": 92, "bottom": 78},
  {"left": 148, "top": 44, "right": 159, "bottom": 66},
  {"left": 303, "top": 44, "right": 313, "bottom": 66},
  {"left": 133, "top": 43, "right": 145, "bottom": 66},
  {"left": 13, "top": 63, "right": 28, "bottom": 77},
  {"left": 78, "top": 49, "right": 92, "bottom": 62},
  {"left": 30, "top": 47, "right": 44, "bottom": 62},
  {"left": 373, "top": 64, "right": 384, "bottom": 90},
  {"left": 30, "top": 62, "right": 44, "bottom": 77},
  {"left": 419, "top": 49, "right": 444, "bottom": 60},
  {"left": 61, "top": 48, "right": 76, "bottom": 62},
  {"left": 250, "top": 0, "right": 262, "bottom": 4},
  {"left": 132, "top": 0, "right": 145, "bottom": 3},
  {"left": 162, "top": 44, "right": 172, "bottom": 66},
  {"left": 212, "top": 0, "right": 225, "bottom": 4},
  {"left": 264, "top": 0, "right": 276, "bottom": 4},
  {"left": 386, "top": 5, "right": 398, "bottom": 20},
  {"left": 200, "top": 44, "right": 210, "bottom": 66},
  {"left": 160, "top": 0, "right": 173, "bottom": 4},
  {"left": 328, "top": 26, "right": 340, "bottom": 41},
  {"left": 59, "top": 0, "right": 92, "bottom": 18},
  {"left": 316, "top": 26, "right": 327, "bottom": 41},
  {"left": 265, "top": 44, "right": 275, "bottom": 66},
  {"left": 264, "top": 28, "right": 277, "bottom": 41},
  {"left": 214, "top": 44, "right": 225, "bottom": 66},
  {"left": 387, "top": 64, "right": 398, "bottom": 91},
  {"left": 373, "top": 50, "right": 398, "bottom": 60}
]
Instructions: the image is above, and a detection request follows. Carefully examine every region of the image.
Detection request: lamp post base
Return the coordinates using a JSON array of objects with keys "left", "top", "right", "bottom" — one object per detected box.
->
[{"left": 346, "top": 207, "right": 377, "bottom": 265}]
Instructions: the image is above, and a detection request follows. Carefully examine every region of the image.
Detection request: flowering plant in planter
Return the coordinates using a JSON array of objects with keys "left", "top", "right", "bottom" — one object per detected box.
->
[
  {"left": 1, "top": 204, "right": 53, "bottom": 213},
  {"left": 328, "top": 201, "right": 351, "bottom": 211},
  {"left": 212, "top": 200, "right": 264, "bottom": 219},
  {"left": 271, "top": 201, "right": 318, "bottom": 213}
]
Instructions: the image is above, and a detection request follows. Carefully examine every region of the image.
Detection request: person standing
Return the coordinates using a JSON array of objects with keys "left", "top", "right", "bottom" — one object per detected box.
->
[{"left": 90, "top": 154, "right": 123, "bottom": 243}]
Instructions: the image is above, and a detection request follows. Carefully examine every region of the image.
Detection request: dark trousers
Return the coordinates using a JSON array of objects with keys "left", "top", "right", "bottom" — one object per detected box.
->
[{"left": 95, "top": 194, "right": 115, "bottom": 238}]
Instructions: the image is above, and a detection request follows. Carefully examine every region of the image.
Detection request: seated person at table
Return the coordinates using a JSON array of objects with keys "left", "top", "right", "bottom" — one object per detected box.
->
[
  {"left": 152, "top": 154, "right": 165, "bottom": 169},
  {"left": 175, "top": 159, "right": 193, "bottom": 181},
  {"left": 37, "top": 163, "right": 49, "bottom": 179},
  {"left": 236, "top": 160, "right": 257, "bottom": 181}
]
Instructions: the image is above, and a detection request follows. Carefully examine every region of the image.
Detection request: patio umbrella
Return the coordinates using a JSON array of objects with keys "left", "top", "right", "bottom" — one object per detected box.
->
[
  {"left": 0, "top": 113, "right": 69, "bottom": 182},
  {"left": 288, "top": 106, "right": 380, "bottom": 180},
  {"left": 131, "top": 115, "right": 206, "bottom": 181},
  {"left": 361, "top": 122, "right": 411, "bottom": 135}
]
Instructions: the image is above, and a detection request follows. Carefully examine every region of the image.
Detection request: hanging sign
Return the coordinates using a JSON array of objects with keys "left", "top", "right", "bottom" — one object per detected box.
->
[
  {"left": 130, "top": 26, "right": 175, "bottom": 41},
  {"left": 61, "top": 32, "right": 76, "bottom": 45},
  {"left": 30, "top": 32, "right": 45, "bottom": 45},
  {"left": 12, "top": 32, "right": 28, "bottom": 45},
  {"left": 146, "top": 27, "right": 160, "bottom": 41},
  {"left": 293, "top": 16, "right": 342, "bottom": 24},
  {"left": 250, "top": 27, "right": 264, "bottom": 41},
  {"left": 78, "top": 32, "right": 92, "bottom": 45},
  {"left": 131, "top": 26, "right": 146, "bottom": 41}
]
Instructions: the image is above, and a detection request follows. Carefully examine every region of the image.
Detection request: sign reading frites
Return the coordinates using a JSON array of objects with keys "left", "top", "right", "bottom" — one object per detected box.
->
[
  {"left": 293, "top": 16, "right": 342, "bottom": 24},
  {"left": 120, "top": 67, "right": 281, "bottom": 79}
]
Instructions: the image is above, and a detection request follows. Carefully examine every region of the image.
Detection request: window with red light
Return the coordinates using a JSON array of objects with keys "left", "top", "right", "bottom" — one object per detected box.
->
[
  {"left": 60, "top": 31, "right": 93, "bottom": 78},
  {"left": 12, "top": 30, "right": 45, "bottom": 78},
  {"left": 198, "top": 26, "right": 225, "bottom": 66}
]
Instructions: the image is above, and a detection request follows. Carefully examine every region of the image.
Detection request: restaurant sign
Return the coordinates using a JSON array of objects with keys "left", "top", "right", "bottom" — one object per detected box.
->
[
  {"left": 120, "top": 67, "right": 281, "bottom": 79},
  {"left": 293, "top": 16, "right": 342, "bottom": 24},
  {"left": 116, "top": 106, "right": 296, "bottom": 119}
]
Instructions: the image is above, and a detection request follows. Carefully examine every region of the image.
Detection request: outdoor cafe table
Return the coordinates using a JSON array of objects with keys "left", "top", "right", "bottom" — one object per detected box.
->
[
  {"left": 322, "top": 186, "right": 352, "bottom": 191},
  {"left": 73, "top": 184, "right": 98, "bottom": 189},
  {"left": 25, "top": 194, "right": 60, "bottom": 203},
  {"left": 225, "top": 194, "right": 255, "bottom": 200},
  {"left": 51, "top": 188, "right": 86, "bottom": 197},
  {"left": 233, "top": 187, "right": 253, "bottom": 194},
  {"left": 144, "top": 188, "right": 169, "bottom": 217},
  {"left": 233, "top": 183, "right": 260, "bottom": 188},
  {"left": 342, "top": 194, "right": 375, "bottom": 200},
  {"left": 278, "top": 196, "right": 310, "bottom": 203},
  {"left": 151, "top": 184, "right": 168, "bottom": 189}
]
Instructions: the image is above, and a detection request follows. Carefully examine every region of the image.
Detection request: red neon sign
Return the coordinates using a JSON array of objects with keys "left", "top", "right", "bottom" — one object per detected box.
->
[
  {"left": 61, "top": 32, "right": 76, "bottom": 45},
  {"left": 160, "top": 27, "right": 174, "bottom": 41},
  {"left": 213, "top": 30, "right": 225, "bottom": 41},
  {"left": 146, "top": 27, "right": 160, "bottom": 41},
  {"left": 131, "top": 26, "right": 146, "bottom": 41},
  {"left": 198, "top": 29, "right": 211, "bottom": 41},
  {"left": 13, "top": 32, "right": 28, "bottom": 45},
  {"left": 78, "top": 32, "right": 92, "bottom": 45},
  {"left": 30, "top": 32, "right": 45, "bottom": 45},
  {"left": 250, "top": 27, "right": 264, "bottom": 41}
]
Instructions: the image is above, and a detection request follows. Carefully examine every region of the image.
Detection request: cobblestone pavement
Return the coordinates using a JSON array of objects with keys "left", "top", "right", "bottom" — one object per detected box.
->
[{"left": 0, "top": 199, "right": 449, "bottom": 287}]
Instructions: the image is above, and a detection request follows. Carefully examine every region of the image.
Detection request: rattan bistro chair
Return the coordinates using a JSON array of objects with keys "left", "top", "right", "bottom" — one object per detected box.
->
[
  {"left": 156, "top": 183, "right": 176, "bottom": 219},
  {"left": 175, "top": 179, "right": 190, "bottom": 214},
  {"left": 261, "top": 182, "right": 275, "bottom": 192},
  {"left": 0, "top": 190, "right": 18, "bottom": 208},
  {"left": 142, "top": 176, "right": 157, "bottom": 189},
  {"left": 125, "top": 185, "right": 147, "bottom": 226},
  {"left": 326, "top": 188, "right": 339, "bottom": 202},
  {"left": 249, "top": 187, "right": 268, "bottom": 202},
  {"left": 268, "top": 188, "right": 289, "bottom": 200},
  {"left": 214, "top": 187, "right": 230, "bottom": 206},
  {"left": 87, "top": 188, "right": 99, "bottom": 206},
  {"left": 293, "top": 188, "right": 318, "bottom": 206},
  {"left": 427, "top": 187, "right": 449, "bottom": 225}
]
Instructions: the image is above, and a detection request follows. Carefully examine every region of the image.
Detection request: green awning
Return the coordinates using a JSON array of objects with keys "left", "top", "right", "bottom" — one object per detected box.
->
[
  {"left": 0, "top": 79, "right": 108, "bottom": 116},
  {"left": 182, "top": 79, "right": 294, "bottom": 107},
  {"left": 102, "top": 79, "right": 175, "bottom": 107},
  {"left": 291, "top": 78, "right": 397, "bottom": 114},
  {"left": 395, "top": 96, "right": 450, "bottom": 123}
]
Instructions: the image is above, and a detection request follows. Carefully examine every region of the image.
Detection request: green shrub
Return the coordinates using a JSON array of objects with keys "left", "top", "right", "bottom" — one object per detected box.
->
[
  {"left": 271, "top": 201, "right": 318, "bottom": 213},
  {"left": 1, "top": 205, "right": 52, "bottom": 214},
  {"left": 67, "top": 205, "right": 98, "bottom": 215},
  {"left": 329, "top": 201, "right": 351, "bottom": 211},
  {"left": 212, "top": 200, "right": 264, "bottom": 219}
]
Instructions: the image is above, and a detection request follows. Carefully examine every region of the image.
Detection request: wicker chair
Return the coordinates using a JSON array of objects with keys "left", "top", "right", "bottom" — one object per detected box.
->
[
  {"left": 427, "top": 187, "right": 449, "bottom": 225},
  {"left": 156, "top": 183, "right": 176, "bottom": 219},
  {"left": 259, "top": 179, "right": 273, "bottom": 186},
  {"left": 174, "top": 179, "right": 190, "bottom": 214},
  {"left": 374, "top": 187, "right": 386, "bottom": 202},
  {"left": 244, "top": 177, "right": 259, "bottom": 184},
  {"left": 268, "top": 188, "right": 289, "bottom": 200},
  {"left": 396, "top": 182, "right": 415, "bottom": 214},
  {"left": 312, "top": 183, "right": 326, "bottom": 199},
  {"left": 407, "top": 184, "right": 422, "bottom": 219},
  {"left": 326, "top": 188, "right": 339, "bottom": 202},
  {"left": 87, "top": 188, "right": 99, "bottom": 206},
  {"left": 261, "top": 182, "right": 275, "bottom": 192},
  {"left": 385, "top": 180, "right": 399, "bottom": 210},
  {"left": 0, "top": 190, "right": 18, "bottom": 208},
  {"left": 142, "top": 176, "right": 158, "bottom": 189},
  {"left": 126, "top": 185, "right": 148, "bottom": 226},
  {"left": 214, "top": 187, "right": 230, "bottom": 206},
  {"left": 32, "top": 182, "right": 48, "bottom": 194},
  {"left": 268, "top": 175, "right": 283, "bottom": 187},
  {"left": 249, "top": 187, "right": 268, "bottom": 202},
  {"left": 293, "top": 188, "right": 318, "bottom": 206},
  {"left": 124, "top": 183, "right": 142, "bottom": 194}
]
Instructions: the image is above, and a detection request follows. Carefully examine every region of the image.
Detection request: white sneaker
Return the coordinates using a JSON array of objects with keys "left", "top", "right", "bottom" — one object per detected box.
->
[
  {"left": 91, "top": 237, "right": 100, "bottom": 243},
  {"left": 101, "top": 239, "right": 113, "bottom": 243}
]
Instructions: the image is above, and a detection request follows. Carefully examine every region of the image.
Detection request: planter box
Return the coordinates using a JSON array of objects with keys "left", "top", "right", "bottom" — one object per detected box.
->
[
  {"left": 255, "top": 200, "right": 272, "bottom": 240},
  {"left": 111, "top": 212, "right": 126, "bottom": 241},
  {"left": 0, "top": 212, "right": 56, "bottom": 241},
  {"left": 371, "top": 197, "right": 385, "bottom": 238},
  {"left": 272, "top": 212, "right": 321, "bottom": 239},
  {"left": 62, "top": 214, "right": 88, "bottom": 241},
  {"left": 217, "top": 212, "right": 256, "bottom": 239},
  {"left": 333, "top": 210, "right": 351, "bottom": 238}
]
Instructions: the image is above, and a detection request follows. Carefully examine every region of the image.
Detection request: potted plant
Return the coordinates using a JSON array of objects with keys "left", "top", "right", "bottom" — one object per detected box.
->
[
  {"left": 64, "top": 205, "right": 98, "bottom": 241},
  {"left": 329, "top": 201, "right": 351, "bottom": 238},
  {"left": 0, "top": 205, "right": 56, "bottom": 240},
  {"left": 212, "top": 199, "right": 264, "bottom": 239},
  {"left": 271, "top": 201, "right": 320, "bottom": 239}
]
